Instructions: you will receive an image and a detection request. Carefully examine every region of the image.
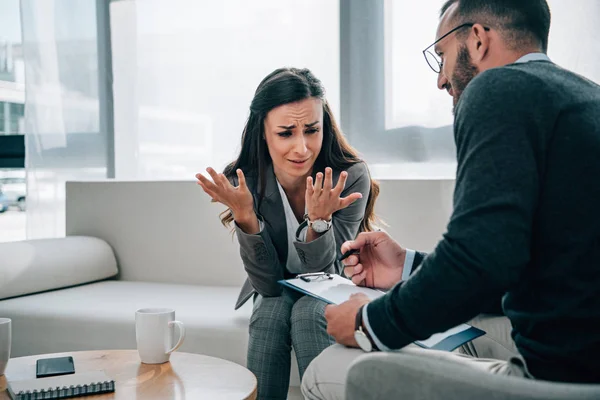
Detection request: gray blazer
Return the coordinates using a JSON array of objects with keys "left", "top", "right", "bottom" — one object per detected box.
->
[{"left": 234, "top": 162, "right": 371, "bottom": 309}]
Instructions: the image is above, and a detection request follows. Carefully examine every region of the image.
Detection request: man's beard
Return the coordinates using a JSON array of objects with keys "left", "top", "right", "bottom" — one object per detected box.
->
[{"left": 451, "top": 45, "right": 479, "bottom": 113}]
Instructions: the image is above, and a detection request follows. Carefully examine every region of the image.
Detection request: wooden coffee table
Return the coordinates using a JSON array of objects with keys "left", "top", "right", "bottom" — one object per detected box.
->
[{"left": 0, "top": 350, "right": 257, "bottom": 399}]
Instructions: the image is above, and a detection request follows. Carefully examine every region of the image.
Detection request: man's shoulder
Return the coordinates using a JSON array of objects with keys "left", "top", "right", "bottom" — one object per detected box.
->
[
  {"left": 465, "top": 64, "right": 545, "bottom": 99},
  {"left": 456, "top": 63, "right": 554, "bottom": 120}
]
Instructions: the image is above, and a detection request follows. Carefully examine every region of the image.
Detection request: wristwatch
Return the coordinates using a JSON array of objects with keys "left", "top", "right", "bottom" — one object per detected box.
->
[
  {"left": 304, "top": 214, "right": 332, "bottom": 234},
  {"left": 354, "top": 305, "right": 378, "bottom": 352}
]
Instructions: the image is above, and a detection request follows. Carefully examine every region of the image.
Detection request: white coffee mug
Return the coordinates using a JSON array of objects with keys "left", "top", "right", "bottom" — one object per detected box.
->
[
  {"left": 0, "top": 318, "right": 11, "bottom": 376},
  {"left": 135, "top": 308, "right": 185, "bottom": 364}
]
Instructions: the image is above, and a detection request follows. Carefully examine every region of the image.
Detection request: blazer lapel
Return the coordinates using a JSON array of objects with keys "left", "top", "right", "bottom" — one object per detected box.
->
[{"left": 257, "top": 164, "right": 288, "bottom": 268}]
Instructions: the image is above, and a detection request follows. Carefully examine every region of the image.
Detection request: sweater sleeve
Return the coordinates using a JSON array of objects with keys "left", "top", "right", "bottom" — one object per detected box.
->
[{"left": 366, "top": 68, "right": 547, "bottom": 349}]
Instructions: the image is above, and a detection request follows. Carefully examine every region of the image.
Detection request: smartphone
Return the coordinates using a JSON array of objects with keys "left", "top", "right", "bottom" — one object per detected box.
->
[{"left": 36, "top": 356, "right": 75, "bottom": 378}]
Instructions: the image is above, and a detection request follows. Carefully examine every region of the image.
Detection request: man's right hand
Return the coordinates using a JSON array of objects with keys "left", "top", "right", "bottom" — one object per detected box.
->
[{"left": 341, "top": 231, "right": 406, "bottom": 290}]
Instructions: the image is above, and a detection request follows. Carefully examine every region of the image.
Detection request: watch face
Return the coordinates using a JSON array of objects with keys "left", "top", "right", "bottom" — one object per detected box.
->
[
  {"left": 354, "top": 331, "right": 373, "bottom": 352},
  {"left": 312, "top": 219, "right": 329, "bottom": 233}
]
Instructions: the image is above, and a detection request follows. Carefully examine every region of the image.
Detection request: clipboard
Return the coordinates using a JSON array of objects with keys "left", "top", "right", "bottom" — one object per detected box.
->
[
  {"left": 279, "top": 272, "right": 385, "bottom": 305},
  {"left": 279, "top": 272, "right": 485, "bottom": 351}
]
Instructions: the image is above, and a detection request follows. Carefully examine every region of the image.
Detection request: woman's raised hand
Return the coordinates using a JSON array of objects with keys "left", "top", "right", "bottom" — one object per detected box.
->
[
  {"left": 305, "top": 167, "right": 362, "bottom": 222},
  {"left": 196, "top": 167, "right": 254, "bottom": 220}
]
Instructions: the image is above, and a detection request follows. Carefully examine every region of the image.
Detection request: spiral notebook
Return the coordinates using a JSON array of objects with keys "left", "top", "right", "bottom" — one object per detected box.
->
[{"left": 7, "top": 370, "right": 115, "bottom": 399}]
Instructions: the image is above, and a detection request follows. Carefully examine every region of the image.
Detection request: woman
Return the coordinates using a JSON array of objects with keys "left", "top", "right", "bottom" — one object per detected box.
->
[{"left": 196, "top": 67, "right": 379, "bottom": 400}]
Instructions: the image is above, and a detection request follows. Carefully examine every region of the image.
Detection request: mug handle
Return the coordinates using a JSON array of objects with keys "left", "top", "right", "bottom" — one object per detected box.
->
[{"left": 166, "top": 320, "right": 186, "bottom": 354}]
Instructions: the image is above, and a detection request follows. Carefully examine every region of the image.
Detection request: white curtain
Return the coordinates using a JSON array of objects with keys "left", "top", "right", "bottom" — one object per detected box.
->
[
  {"left": 20, "top": 0, "right": 599, "bottom": 239},
  {"left": 21, "top": 0, "right": 106, "bottom": 239},
  {"left": 21, "top": 0, "right": 339, "bottom": 239},
  {"left": 379, "top": 0, "right": 600, "bottom": 179},
  {"left": 386, "top": 0, "right": 600, "bottom": 131},
  {"left": 110, "top": 0, "right": 340, "bottom": 180}
]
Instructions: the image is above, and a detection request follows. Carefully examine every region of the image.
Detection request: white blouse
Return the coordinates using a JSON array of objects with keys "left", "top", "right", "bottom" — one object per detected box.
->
[{"left": 276, "top": 180, "right": 307, "bottom": 274}]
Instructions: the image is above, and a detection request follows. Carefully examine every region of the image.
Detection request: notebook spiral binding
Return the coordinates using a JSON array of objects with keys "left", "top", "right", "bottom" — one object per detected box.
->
[{"left": 12, "top": 380, "right": 115, "bottom": 400}]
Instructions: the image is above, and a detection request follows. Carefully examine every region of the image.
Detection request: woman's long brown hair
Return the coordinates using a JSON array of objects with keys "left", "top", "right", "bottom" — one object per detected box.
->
[{"left": 219, "top": 67, "right": 379, "bottom": 232}]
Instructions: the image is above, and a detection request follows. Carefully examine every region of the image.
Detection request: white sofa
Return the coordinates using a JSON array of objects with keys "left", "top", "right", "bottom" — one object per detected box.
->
[{"left": 0, "top": 179, "right": 454, "bottom": 394}]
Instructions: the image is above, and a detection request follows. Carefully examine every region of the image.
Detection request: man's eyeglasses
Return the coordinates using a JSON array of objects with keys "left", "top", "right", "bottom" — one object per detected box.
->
[{"left": 422, "top": 23, "right": 490, "bottom": 73}]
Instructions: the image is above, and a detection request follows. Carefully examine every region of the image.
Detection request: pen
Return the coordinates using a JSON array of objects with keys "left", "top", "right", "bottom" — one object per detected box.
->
[
  {"left": 338, "top": 248, "right": 359, "bottom": 262},
  {"left": 296, "top": 272, "right": 333, "bottom": 282}
]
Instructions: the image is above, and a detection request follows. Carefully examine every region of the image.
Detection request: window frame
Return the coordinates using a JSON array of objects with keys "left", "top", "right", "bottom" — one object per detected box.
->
[{"left": 340, "top": 0, "right": 456, "bottom": 169}]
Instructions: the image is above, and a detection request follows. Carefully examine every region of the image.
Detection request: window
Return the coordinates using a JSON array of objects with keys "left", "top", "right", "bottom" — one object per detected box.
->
[
  {"left": 11, "top": 0, "right": 600, "bottom": 241},
  {"left": 19, "top": 0, "right": 338, "bottom": 239},
  {"left": 0, "top": 101, "right": 25, "bottom": 134},
  {"left": 19, "top": 0, "right": 107, "bottom": 240},
  {"left": 345, "top": 0, "right": 600, "bottom": 178},
  {"left": 111, "top": 0, "right": 340, "bottom": 179},
  {"left": 0, "top": 0, "right": 25, "bottom": 242},
  {"left": 9, "top": 102, "right": 24, "bottom": 133},
  {"left": 385, "top": 0, "right": 453, "bottom": 131}
]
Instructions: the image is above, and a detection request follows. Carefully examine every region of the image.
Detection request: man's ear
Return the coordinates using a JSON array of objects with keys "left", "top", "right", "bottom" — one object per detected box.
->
[{"left": 469, "top": 23, "right": 490, "bottom": 63}]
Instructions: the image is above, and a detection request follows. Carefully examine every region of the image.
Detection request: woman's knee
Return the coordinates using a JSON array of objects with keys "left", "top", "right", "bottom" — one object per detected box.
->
[
  {"left": 250, "top": 295, "right": 294, "bottom": 334},
  {"left": 290, "top": 295, "right": 327, "bottom": 327}
]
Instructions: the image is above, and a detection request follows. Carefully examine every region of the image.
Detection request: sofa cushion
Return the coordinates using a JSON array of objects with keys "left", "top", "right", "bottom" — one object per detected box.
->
[
  {"left": 8, "top": 280, "right": 250, "bottom": 357},
  {"left": 0, "top": 281, "right": 249, "bottom": 359},
  {"left": 0, "top": 236, "right": 118, "bottom": 300},
  {"left": 0, "top": 280, "right": 302, "bottom": 386}
]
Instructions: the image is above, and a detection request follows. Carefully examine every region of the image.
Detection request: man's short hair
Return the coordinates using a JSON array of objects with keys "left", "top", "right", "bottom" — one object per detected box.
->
[{"left": 440, "top": 0, "right": 551, "bottom": 52}]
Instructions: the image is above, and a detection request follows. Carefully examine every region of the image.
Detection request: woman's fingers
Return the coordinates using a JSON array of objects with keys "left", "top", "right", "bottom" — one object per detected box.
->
[
  {"left": 314, "top": 172, "right": 324, "bottom": 193},
  {"left": 236, "top": 169, "right": 247, "bottom": 189},
  {"left": 206, "top": 167, "right": 222, "bottom": 187},
  {"left": 196, "top": 173, "right": 218, "bottom": 192},
  {"left": 333, "top": 170, "right": 348, "bottom": 197},
  {"left": 306, "top": 176, "right": 314, "bottom": 197},
  {"left": 217, "top": 173, "right": 231, "bottom": 189},
  {"left": 200, "top": 168, "right": 238, "bottom": 205},
  {"left": 307, "top": 168, "right": 363, "bottom": 218},
  {"left": 323, "top": 167, "right": 333, "bottom": 192},
  {"left": 339, "top": 192, "right": 363, "bottom": 209},
  {"left": 197, "top": 180, "right": 219, "bottom": 202}
]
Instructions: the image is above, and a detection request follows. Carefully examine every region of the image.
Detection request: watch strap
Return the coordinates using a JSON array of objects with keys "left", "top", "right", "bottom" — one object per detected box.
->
[
  {"left": 356, "top": 305, "right": 379, "bottom": 351},
  {"left": 355, "top": 304, "right": 365, "bottom": 331},
  {"left": 303, "top": 214, "right": 332, "bottom": 231}
]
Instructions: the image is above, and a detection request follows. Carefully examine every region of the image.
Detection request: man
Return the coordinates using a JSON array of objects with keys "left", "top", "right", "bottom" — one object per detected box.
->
[{"left": 301, "top": 0, "right": 600, "bottom": 398}]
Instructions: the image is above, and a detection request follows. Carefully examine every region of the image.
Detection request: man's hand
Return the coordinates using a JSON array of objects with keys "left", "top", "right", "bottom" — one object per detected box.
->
[
  {"left": 341, "top": 231, "right": 406, "bottom": 290},
  {"left": 325, "top": 293, "right": 371, "bottom": 347}
]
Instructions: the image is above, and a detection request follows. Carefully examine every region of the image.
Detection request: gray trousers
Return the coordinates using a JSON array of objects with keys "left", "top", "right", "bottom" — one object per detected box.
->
[
  {"left": 301, "top": 314, "right": 532, "bottom": 400},
  {"left": 248, "top": 289, "right": 334, "bottom": 400}
]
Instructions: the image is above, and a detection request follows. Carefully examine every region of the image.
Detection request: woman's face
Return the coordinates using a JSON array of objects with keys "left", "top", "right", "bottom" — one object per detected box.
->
[{"left": 263, "top": 97, "right": 323, "bottom": 182}]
